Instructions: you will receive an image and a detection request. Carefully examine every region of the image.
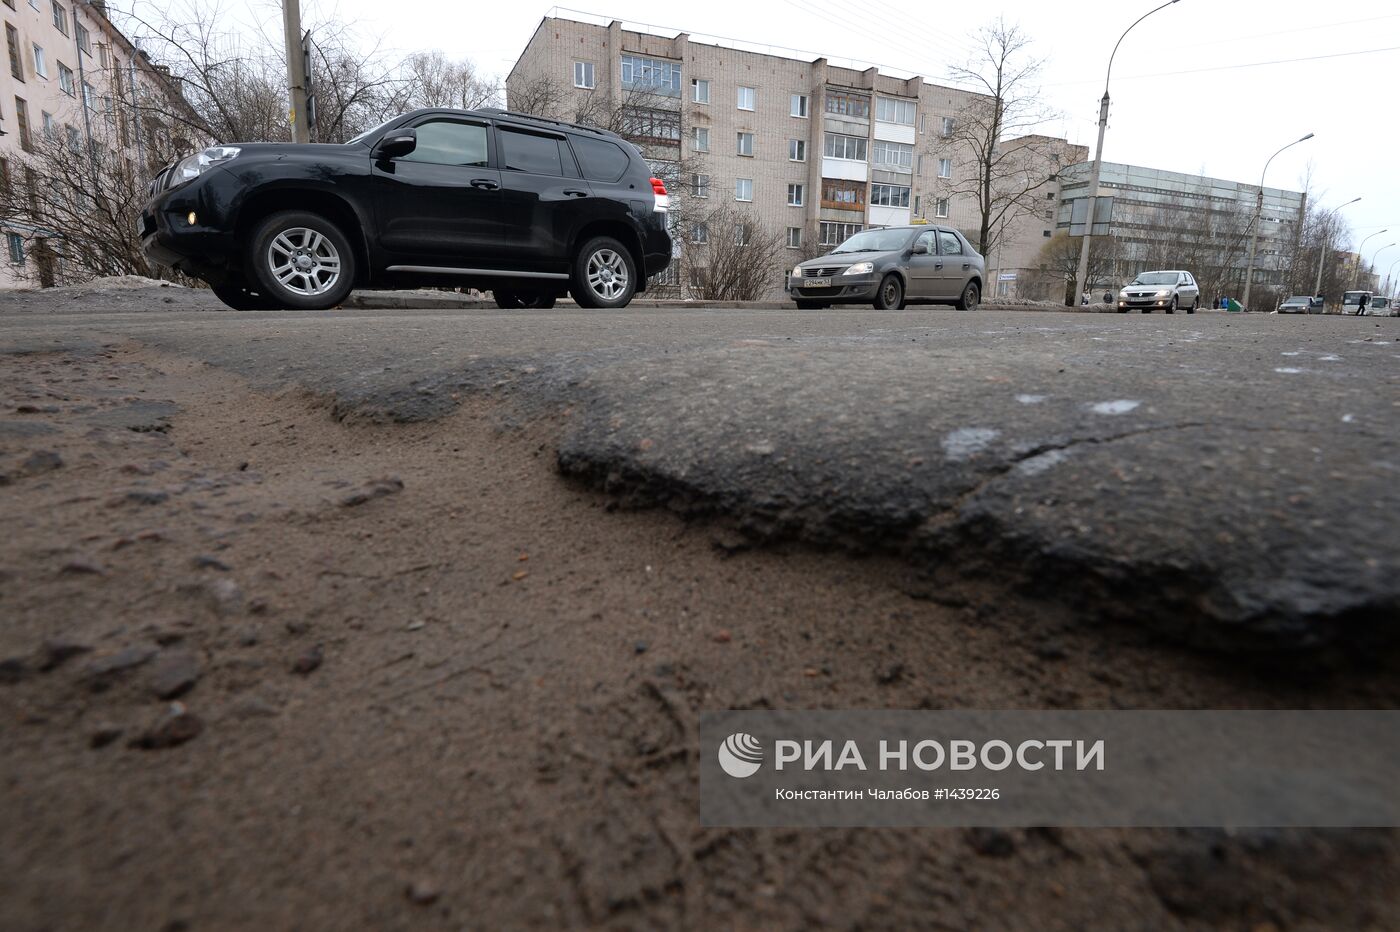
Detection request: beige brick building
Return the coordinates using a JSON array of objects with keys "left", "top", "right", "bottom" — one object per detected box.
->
[
  {"left": 1, "top": 0, "right": 186, "bottom": 287},
  {"left": 507, "top": 15, "right": 993, "bottom": 297}
]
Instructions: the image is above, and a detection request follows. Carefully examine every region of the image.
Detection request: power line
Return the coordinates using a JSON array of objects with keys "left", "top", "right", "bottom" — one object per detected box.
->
[{"left": 1047, "top": 44, "right": 1400, "bottom": 87}]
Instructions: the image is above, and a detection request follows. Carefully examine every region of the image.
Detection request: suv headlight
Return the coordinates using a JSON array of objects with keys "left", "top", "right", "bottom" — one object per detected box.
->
[
  {"left": 843, "top": 262, "right": 875, "bottom": 275},
  {"left": 174, "top": 146, "right": 242, "bottom": 184}
]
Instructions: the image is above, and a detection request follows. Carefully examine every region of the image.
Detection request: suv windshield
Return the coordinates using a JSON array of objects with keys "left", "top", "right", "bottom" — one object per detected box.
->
[
  {"left": 347, "top": 117, "right": 401, "bottom": 146},
  {"left": 1130, "top": 272, "right": 1178, "bottom": 286},
  {"left": 833, "top": 228, "right": 914, "bottom": 254}
]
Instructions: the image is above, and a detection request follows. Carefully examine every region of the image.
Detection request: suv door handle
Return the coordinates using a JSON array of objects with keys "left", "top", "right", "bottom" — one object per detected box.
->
[
  {"left": 470, "top": 178, "right": 499, "bottom": 190},
  {"left": 563, "top": 188, "right": 589, "bottom": 198}
]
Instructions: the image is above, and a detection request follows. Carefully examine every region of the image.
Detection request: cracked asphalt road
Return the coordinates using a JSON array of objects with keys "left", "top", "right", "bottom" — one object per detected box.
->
[{"left": 5, "top": 293, "right": 1398, "bottom": 654}]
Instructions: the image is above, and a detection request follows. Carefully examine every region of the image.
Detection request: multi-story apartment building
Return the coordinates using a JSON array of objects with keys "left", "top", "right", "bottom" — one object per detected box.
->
[
  {"left": 0, "top": 0, "right": 188, "bottom": 287},
  {"left": 984, "top": 134, "right": 1088, "bottom": 301},
  {"left": 507, "top": 14, "right": 989, "bottom": 296},
  {"left": 1054, "top": 160, "right": 1307, "bottom": 301}
]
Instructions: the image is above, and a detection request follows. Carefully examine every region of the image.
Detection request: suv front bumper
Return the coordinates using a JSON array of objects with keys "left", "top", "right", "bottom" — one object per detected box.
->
[{"left": 139, "top": 175, "right": 238, "bottom": 285}]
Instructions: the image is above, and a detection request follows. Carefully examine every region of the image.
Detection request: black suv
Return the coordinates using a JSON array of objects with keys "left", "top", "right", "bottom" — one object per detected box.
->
[{"left": 140, "top": 108, "right": 673, "bottom": 311}]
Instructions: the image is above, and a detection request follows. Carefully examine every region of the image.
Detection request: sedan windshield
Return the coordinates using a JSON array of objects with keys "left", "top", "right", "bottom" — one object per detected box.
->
[
  {"left": 1130, "top": 272, "right": 1178, "bottom": 286},
  {"left": 832, "top": 228, "right": 914, "bottom": 254}
]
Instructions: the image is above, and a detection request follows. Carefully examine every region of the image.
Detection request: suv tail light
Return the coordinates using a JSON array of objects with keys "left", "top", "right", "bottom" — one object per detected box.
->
[{"left": 650, "top": 177, "right": 669, "bottom": 212}]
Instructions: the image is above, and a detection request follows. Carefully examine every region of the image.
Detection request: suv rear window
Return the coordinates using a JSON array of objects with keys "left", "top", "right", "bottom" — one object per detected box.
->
[
  {"left": 500, "top": 128, "right": 566, "bottom": 175},
  {"left": 569, "top": 136, "right": 630, "bottom": 183}
]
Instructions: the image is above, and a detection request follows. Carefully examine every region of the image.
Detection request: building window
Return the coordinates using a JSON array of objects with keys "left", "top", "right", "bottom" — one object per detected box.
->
[
  {"left": 1043, "top": 230, "right": 1052, "bottom": 237},
  {"left": 875, "top": 96, "right": 916, "bottom": 125},
  {"left": 691, "top": 221, "right": 708, "bottom": 244},
  {"left": 6, "top": 24, "right": 22, "bottom": 81},
  {"left": 787, "top": 183, "right": 804, "bottom": 207},
  {"left": 935, "top": 197, "right": 949, "bottom": 218},
  {"left": 621, "top": 107, "right": 680, "bottom": 143},
  {"left": 737, "top": 86, "right": 754, "bottom": 111},
  {"left": 823, "top": 132, "right": 867, "bottom": 161},
  {"left": 918, "top": 114, "right": 925, "bottom": 134},
  {"left": 871, "top": 140, "right": 913, "bottom": 171},
  {"left": 937, "top": 158, "right": 952, "bottom": 179},
  {"left": 32, "top": 43, "right": 46, "bottom": 78},
  {"left": 734, "top": 222, "right": 751, "bottom": 246},
  {"left": 82, "top": 80, "right": 94, "bottom": 110},
  {"left": 620, "top": 54, "right": 681, "bottom": 96},
  {"left": 735, "top": 178, "right": 753, "bottom": 202},
  {"left": 870, "top": 183, "right": 911, "bottom": 208},
  {"left": 75, "top": 21, "right": 88, "bottom": 53},
  {"left": 573, "top": 61, "right": 595, "bottom": 89},
  {"left": 1044, "top": 208, "right": 1053, "bottom": 220},
  {"left": 7, "top": 232, "right": 24, "bottom": 265},
  {"left": 819, "top": 221, "right": 862, "bottom": 246},
  {"left": 690, "top": 172, "right": 709, "bottom": 198},
  {"left": 692, "top": 126, "right": 709, "bottom": 152},
  {"left": 691, "top": 78, "right": 709, "bottom": 103},
  {"left": 791, "top": 94, "right": 808, "bottom": 118},
  {"left": 2, "top": 0, "right": 12, "bottom": 10},
  {"left": 58, "top": 62, "right": 74, "bottom": 96},
  {"left": 821, "top": 179, "right": 865, "bottom": 209},
  {"left": 51, "top": 1, "right": 67, "bottom": 36},
  {"left": 65, "top": 123, "right": 79, "bottom": 151},
  {"left": 787, "top": 227, "right": 803, "bottom": 249},
  {"left": 788, "top": 139, "right": 805, "bottom": 162},
  {"left": 13, "top": 96, "right": 31, "bottom": 152},
  {"left": 41, "top": 110, "right": 53, "bottom": 137},
  {"left": 913, "top": 195, "right": 921, "bottom": 215},
  {"left": 97, "top": 42, "right": 106, "bottom": 68},
  {"left": 824, "top": 91, "right": 870, "bottom": 119},
  {"left": 940, "top": 116, "right": 955, "bottom": 137},
  {"left": 736, "top": 131, "right": 753, "bottom": 157}
]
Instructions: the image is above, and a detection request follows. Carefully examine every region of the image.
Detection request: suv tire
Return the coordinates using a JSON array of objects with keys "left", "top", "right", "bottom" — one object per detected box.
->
[
  {"left": 247, "top": 210, "right": 356, "bottom": 311},
  {"left": 494, "top": 290, "right": 557, "bottom": 309},
  {"left": 955, "top": 281, "right": 980, "bottom": 311},
  {"left": 571, "top": 236, "right": 637, "bottom": 309}
]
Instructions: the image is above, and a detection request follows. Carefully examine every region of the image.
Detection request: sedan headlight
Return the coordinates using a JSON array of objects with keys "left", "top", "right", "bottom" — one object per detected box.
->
[
  {"left": 792, "top": 265, "right": 804, "bottom": 278},
  {"left": 1154, "top": 289, "right": 1170, "bottom": 297},
  {"left": 174, "top": 146, "right": 242, "bottom": 184},
  {"left": 843, "top": 262, "right": 875, "bottom": 275}
]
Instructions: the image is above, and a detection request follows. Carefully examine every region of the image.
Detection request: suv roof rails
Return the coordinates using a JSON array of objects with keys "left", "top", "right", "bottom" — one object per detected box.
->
[{"left": 473, "top": 108, "right": 609, "bottom": 137}]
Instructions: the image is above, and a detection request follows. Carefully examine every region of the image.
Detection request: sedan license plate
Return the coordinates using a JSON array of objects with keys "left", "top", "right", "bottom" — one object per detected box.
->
[{"left": 802, "top": 277, "right": 831, "bottom": 288}]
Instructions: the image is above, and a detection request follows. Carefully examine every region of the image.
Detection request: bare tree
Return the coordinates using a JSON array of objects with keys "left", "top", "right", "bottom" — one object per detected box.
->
[
  {"left": 685, "top": 205, "right": 785, "bottom": 301},
  {"left": 945, "top": 19, "right": 1059, "bottom": 257},
  {"left": 0, "top": 125, "right": 183, "bottom": 284},
  {"left": 1037, "top": 232, "right": 1118, "bottom": 303},
  {"left": 399, "top": 51, "right": 501, "bottom": 112}
]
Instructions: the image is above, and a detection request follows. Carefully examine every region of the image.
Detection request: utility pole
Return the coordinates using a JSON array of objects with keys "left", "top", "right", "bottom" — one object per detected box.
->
[{"left": 282, "top": 0, "right": 310, "bottom": 143}]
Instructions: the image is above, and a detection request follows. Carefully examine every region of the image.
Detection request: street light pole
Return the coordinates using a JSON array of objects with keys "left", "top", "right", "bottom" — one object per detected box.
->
[
  {"left": 1073, "top": 0, "right": 1182, "bottom": 302},
  {"left": 1351, "top": 228, "right": 1389, "bottom": 293},
  {"left": 1241, "top": 132, "right": 1313, "bottom": 311},
  {"left": 1362, "top": 241, "right": 1395, "bottom": 295},
  {"left": 1314, "top": 196, "right": 1361, "bottom": 299},
  {"left": 1384, "top": 257, "right": 1400, "bottom": 297}
]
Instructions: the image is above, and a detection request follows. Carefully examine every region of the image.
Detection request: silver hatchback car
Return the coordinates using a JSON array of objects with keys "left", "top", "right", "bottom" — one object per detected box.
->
[
  {"left": 789, "top": 225, "right": 985, "bottom": 311},
  {"left": 1117, "top": 270, "right": 1200, "bottom": 313}
]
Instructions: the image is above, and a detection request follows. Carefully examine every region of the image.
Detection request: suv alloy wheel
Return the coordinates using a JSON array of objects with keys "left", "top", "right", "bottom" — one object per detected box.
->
[
  {"left": 571, "top": 236, "right": 636, "bottom": 309},
  {"left": 247, "top": 211, "right": 357, "bottom": 311}
]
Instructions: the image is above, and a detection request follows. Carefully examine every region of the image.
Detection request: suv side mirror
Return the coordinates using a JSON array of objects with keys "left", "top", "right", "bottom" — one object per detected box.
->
[{"left": 373, "top": 129, "right": 417, "bottom": 160}]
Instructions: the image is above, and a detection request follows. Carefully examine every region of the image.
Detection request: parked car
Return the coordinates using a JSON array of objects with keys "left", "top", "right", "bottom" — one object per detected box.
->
[
  {"left": 140, "top": 108, "right": 673, "bottom": 311},
  {"left": 1277, "top": 294, "right": 1325, "bottom": 314},
  {"left": 788, "top": 225, "right": 985, "bottom": 311},
  {"left": 1116, "top": 270, "right": 1200, "bottom": 313}
]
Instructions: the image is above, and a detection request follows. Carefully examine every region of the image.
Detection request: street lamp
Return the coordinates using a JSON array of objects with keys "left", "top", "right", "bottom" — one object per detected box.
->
[
  {"left": 1384, "top": 257, "right": 1400, "bottom": 296},
  {"left": 1073, "top": 0, "right": 1183, "bottom": 301},
  {"left": 1351, "top": 228, "right": 1389, "bottom": 292},
  {"left": 1314, "top": 196, "right": 1361, "bottom": 298},
  {"left": 1241, "top": 132, "right": 1313, "bottom": 311}
]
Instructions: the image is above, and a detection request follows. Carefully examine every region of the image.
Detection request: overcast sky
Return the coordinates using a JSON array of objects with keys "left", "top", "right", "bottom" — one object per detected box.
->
[{"left": 232, "top": 0, "right": 1399, "bottom": 271}]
